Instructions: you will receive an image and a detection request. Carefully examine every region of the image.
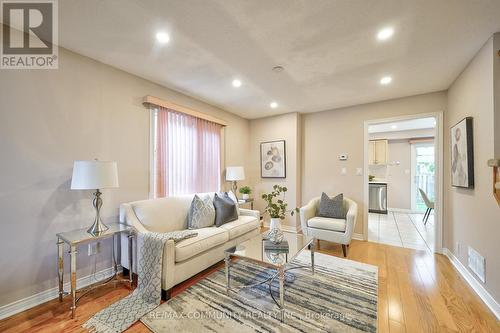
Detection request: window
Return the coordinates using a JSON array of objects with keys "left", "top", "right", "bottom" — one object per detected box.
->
[
  {"left": 411, "top": 142, "right": 435, "bottom": 211},
  {"left": 151, "top": 106, "right": 222, "bottom": 198}
]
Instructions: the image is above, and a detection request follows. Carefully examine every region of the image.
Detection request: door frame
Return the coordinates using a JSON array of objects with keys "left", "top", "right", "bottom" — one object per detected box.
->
[{"left": 363, "top": 111, "right": 444, "bottom": 252}]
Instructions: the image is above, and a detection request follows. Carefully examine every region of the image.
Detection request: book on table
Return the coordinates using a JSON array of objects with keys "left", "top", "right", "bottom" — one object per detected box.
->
[{"left": 263, "top": 239, "right": 289, "bottom": 252}]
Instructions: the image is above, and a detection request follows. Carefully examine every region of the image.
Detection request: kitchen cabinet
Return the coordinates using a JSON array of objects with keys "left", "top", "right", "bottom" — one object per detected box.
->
[{"left": 369, "top": 139, "right": 388, "bottom": 165}]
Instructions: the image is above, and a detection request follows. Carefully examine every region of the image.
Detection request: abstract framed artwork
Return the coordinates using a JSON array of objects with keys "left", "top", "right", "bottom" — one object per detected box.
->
[
  {"left": 451, "top": 117, "right": 474, "bottom": 188},
  {"left": 260, "top": 140, "right": 286, "bottom": 178}
]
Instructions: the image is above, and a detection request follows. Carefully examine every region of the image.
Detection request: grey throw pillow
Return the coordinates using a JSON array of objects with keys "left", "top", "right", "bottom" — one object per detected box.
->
[
  {"left": 187, "top": 195, "right": 215, "bottom": 229},
  {"left": 318, "top": 192, "right": 346, "bottom": 219},
  {"left": 214, "top": 193, "right": 238, "bottom": 227}
]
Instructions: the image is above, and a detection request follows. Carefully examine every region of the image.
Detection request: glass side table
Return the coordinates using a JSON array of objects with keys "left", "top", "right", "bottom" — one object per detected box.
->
[
  {"left": 56, "top": 222, "right": 135, "bottom": 318},
  {"left": 238, "top": 198, "right": 254, "bottom": 210}
]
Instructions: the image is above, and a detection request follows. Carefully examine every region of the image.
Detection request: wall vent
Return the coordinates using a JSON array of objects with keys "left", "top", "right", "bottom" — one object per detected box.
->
[{"left": 468, "top": 246, "right": 486, "bottom": 283}]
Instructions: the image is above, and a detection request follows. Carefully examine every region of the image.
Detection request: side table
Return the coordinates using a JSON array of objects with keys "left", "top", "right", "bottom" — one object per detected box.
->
[
  {"left": 238, "top": 198, "right": 254, "bottom": 210},
  {"left": 56, "top": 222, "right": 135, "bottom": 318}
]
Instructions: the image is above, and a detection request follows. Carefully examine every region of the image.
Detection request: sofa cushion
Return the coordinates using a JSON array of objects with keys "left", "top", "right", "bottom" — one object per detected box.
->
[
  {"left": 214, "top": 193, "right": 238, "bottom": 227},
  {"left": 220, "top": 215, "right": 260, "bottom": 239},
  {"left": 307, "top": 216, "right": 346, "bottom": 232},
  {"left": 187, "top": 195, "right": 215, "bottom": 229},
  {"left": 175, "top": 227, "right": 229, "bottom": 262}
]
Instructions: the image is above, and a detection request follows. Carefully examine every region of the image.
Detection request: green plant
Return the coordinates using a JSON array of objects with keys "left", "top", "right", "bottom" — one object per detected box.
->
[
  {"left": 261, "top": 185, "right": 299, "bottom": 220},
  {"left": 239, "top": 186, "right": 252, "bottom": 195}
]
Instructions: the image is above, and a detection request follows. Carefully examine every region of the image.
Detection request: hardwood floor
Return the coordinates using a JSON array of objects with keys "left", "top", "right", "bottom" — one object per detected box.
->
[{"left": 1, "top": 240, "right": 498, "bottom": 333}]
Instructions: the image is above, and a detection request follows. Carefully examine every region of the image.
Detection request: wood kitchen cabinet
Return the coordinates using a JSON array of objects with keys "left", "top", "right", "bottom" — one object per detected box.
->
[{"left": 368, "top": 139, "right": 388, "bottom": 165}]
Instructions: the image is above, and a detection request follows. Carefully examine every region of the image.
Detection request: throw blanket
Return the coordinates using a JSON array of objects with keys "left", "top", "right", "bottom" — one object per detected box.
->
[{"left": 83, "top": 230, "right": 198, "bottom": 333}]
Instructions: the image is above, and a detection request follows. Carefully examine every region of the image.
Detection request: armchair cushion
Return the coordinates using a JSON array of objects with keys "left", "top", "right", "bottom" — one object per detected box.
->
[
  {"left": 307, "top": 216, "right": 346, "bottom": 232},
  {"left": 318, "top": 192, "right": 346, "bottom": 219}
]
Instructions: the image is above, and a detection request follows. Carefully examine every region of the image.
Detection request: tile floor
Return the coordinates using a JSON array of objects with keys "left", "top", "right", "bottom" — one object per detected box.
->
[{"left": 368, "top": 211, "right": 435, "bottom": 252}]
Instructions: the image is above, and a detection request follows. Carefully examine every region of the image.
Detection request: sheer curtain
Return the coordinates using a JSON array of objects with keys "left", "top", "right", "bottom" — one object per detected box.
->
[{"left": 154, "top": 107, "right": 222, "bottom": 197}]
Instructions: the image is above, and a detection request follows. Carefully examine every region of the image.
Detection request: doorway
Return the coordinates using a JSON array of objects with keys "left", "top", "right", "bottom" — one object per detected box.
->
[{"left": 363, "top": 113, "right": 443, "bottom": 253}]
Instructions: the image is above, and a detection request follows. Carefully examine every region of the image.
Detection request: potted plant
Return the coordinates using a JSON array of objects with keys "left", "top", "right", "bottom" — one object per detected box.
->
[
  {"left": 262, "top": 185, "right": 299, "bottom": 242},
  {"left": 239, "top": 186, "right": 252, "bottom": 200}
]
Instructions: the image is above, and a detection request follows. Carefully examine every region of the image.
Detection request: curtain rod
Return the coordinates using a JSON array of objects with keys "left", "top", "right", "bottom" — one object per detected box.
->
[{"left": 142, "top": 95, "right": 228, "bottom": 126}]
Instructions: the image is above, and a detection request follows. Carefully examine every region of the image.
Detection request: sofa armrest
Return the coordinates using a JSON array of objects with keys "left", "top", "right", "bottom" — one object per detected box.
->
[
  {"left": 239, "top": 208, "right": 260, "bottom": 221},
  {"left": 162, "top": 239, "right": 175, "bottom": 289},
  {"left": 300, "top": 197, "right": 319, "bottom": 234},
  {"left": 120, "top": 203, "right": 149, "bottom": 234},
  {"left": 343, "top": 199, "right": 358, "bottom": 244}
]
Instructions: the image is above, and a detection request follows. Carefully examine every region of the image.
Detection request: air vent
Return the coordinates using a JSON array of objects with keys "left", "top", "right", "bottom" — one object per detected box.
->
[{"left": 468, "top": 246, "right": 486, "bottom": 283}]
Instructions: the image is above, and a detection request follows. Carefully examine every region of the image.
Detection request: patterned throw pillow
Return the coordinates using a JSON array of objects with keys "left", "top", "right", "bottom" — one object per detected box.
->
[
  {"left": 213, "top": 193, "right": 238, "bottom": 227},
  {"left": 187, "top": 194, "right": 216, "bottom": 229},
  {"left": 318, "top": 192, "right": 346, "bottom": 219}
]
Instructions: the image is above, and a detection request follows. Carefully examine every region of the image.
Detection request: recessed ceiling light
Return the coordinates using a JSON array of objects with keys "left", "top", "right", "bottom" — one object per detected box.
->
[
  {"left": 377, "top": 27, "right": 394, "bottom": 41},
  {"left": 270, "top": 102, "right": 278, "bottom": 109},
  {"left": 156, "top": 32, "right": 170, "bottom": 44},
  {"left": 380, "top": 76, "right": 392, "bottom": 85},
  {"left": 232, "top": 79, "right": 242, "bottom": 87},
  {"left": 391, "top": 125, "right": 398, "bottom": 129}
]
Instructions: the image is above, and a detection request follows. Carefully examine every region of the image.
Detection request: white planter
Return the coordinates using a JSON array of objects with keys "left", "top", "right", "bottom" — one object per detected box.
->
[
  {"left": 269, "top": 218, "right": 282, "bottom": 231},
  {"left": 242, "top": 193, "right": 250, "bottom": 200}
]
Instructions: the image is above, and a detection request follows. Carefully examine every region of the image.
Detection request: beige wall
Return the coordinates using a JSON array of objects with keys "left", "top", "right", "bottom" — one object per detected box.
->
[
  {"left": 248, "top": 113, "right": 301, "bottom": 229},
  {"left": 445, "top": 36, "right": 500, "bottom": 302},
  {"left": 301, "top": 92, "right": 447, "bottom": 235},
  {"left": 0, "top": 43, "right": 249, "bottom": 307},
  {"left": 386, "top": 140, "right": 412, "bottom": 210}
]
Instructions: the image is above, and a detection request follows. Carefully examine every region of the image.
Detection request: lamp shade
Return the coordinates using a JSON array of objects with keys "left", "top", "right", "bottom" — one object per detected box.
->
[
  {"left": 226, "top": 166, "right": 245, "bottom": 181},
  {"left": 71, "top": 160, "right": 119, "bottom": 190}
]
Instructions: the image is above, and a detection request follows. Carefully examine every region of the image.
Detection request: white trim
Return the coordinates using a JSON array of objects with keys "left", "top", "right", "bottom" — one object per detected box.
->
[
  {"left": 443, "top": 248, "right": 500, "bottom": 320},
  {"left": 352, "top": 232, "right": 365, "bottom": 241},
  {"left": 363, "top": 112, "right": 444, "bottom": 252},
  {"left": 387, "top": 208, "right": 422, "bottom": 214},
  {"left": 149, "top": 107, "right": 157, "bottom": 199},
  {"left": 0, "top": 266, "right": 121, "bottom": 321}
]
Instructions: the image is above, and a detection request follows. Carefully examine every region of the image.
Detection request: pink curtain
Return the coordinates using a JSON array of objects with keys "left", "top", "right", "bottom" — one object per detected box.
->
[{"left": 154, "top": 107, "right": 221, "bottom": 197}]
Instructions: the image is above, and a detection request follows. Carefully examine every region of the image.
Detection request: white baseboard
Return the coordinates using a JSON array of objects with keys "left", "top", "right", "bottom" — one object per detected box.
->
[
  {"left": 0, "top": 265, "right": 121, "bottom": 321},
  {"left": 388, "top": 208, "right": 422, "bottom": 214},
  {"left": 442, "top": 248, "right": 500, "bottom": 320},
  {"left": 352, "top": 233, "right": 365, "bottom": 241}
]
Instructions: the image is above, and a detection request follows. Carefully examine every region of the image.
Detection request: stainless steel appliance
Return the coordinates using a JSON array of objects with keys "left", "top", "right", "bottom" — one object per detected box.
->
[{"left": 369, "top": 183, "right": 387, "bottom": 214}]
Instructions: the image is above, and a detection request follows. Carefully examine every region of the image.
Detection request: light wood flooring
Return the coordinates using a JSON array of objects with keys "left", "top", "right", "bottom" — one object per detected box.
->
[{"left": 0, "top": 240, "right": 498, "bottom": 332}]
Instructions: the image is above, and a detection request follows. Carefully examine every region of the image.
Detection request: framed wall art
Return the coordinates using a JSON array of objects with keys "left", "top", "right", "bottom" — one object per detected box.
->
[
  {"left": 451, "top": 117, "right": 474, "bottom": 188},
  {"left": 260, "top": 140, "right": 286, "bottom": 178}
]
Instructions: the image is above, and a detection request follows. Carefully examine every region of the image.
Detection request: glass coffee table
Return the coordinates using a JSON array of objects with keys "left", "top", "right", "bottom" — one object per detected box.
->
[{"left": 224, "top": 232, "right": 315, "bottom": 321}]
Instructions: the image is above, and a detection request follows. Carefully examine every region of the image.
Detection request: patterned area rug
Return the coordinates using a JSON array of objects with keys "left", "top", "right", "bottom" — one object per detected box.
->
[{"left": 141, "top": 251, "right": 378, "bottom": 333}]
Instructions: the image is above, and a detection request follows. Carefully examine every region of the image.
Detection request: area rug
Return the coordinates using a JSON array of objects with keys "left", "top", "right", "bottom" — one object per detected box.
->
[{"left": 141, "top": 251, "right": 378, "bottom": 333}]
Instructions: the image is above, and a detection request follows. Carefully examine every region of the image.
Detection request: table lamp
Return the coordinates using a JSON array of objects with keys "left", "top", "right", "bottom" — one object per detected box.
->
[
  {"left": 71, "top": 160, "right": 119, "bottom": 235},
  {"left": 226, "top": 166, "right": 245, "bottom": 197}
]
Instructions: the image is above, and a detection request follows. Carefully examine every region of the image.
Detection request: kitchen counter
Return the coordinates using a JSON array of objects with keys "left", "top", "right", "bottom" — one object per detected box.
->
[{"left": 369, "top": 180, "right": 388, "bottom": 184}]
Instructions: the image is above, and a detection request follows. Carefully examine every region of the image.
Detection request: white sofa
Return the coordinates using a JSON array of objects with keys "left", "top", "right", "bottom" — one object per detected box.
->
[
  {"left": 300, "top": 196, "right": 357, "bottom": 257},
  {"left": 120, "top": 193, "right": 260, "bottom": 298}
]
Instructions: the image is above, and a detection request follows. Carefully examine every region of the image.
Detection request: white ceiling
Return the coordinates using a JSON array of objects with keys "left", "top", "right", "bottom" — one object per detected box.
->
[
  {"left": 369, "top": 117, "right": 436, "bottom": 133},
  {"left": 51, "top": 1, "right": 500, "bottom": 118}
]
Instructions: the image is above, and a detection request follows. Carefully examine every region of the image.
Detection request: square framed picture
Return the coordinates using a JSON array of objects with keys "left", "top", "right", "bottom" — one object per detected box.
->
[
  {"left": 260, "top": 140, "right": 286, "bottom": 178},
  {"left": 450, "top": 117, "right": 474, "bottom": 188}
]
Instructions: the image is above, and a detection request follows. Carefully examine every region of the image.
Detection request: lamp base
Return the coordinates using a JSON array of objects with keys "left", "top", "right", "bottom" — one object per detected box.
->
[
  {"left": 87, "top": 189, "right": 109, "bottom": 236},
  {"left": 87, "top": 219, "right": 109, "bottom": 236}
]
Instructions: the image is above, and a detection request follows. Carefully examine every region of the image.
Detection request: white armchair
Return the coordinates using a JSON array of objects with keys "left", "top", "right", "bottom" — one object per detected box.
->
[{"left": 300, "top": 196, "right": 358, "bottom": 257}]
